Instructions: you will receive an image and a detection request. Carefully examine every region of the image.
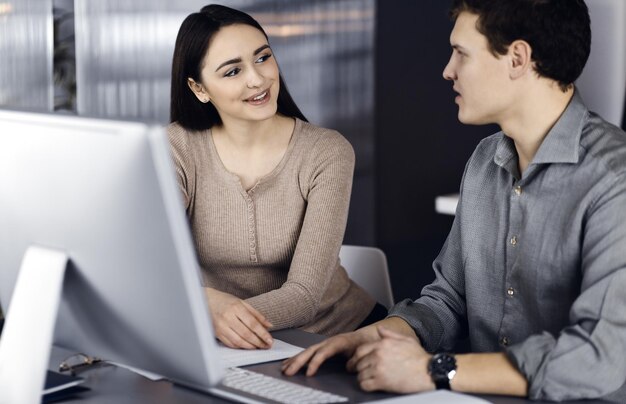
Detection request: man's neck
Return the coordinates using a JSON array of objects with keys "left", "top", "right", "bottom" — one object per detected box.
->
[{"left": 500, "top": 83, "right": 574, "bottom": 174}]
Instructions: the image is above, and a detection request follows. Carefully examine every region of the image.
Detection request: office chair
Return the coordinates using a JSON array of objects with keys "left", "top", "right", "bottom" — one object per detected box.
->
[{"left": 339, "top": 245, "right": 395, "bottom": 309}]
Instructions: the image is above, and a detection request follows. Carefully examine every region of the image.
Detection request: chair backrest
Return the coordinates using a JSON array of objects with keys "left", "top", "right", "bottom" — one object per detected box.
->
[{"left": 339, "top": 245, "right": 394, "bottom": 309}]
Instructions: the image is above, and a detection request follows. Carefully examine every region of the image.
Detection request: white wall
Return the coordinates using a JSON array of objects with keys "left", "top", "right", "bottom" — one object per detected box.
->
[{"left": 576, "top": 0, "right": 626, "bottom": 127}]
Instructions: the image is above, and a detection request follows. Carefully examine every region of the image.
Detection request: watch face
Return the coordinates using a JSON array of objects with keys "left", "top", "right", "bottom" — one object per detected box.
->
[{"left": 429, "top": 353, "right": 457, "bottom": 381}]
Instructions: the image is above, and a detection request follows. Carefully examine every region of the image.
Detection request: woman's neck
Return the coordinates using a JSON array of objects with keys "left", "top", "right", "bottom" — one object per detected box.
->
[
  {"left": 214, "top": 115, "right": 291, "bottom": 150},
  {"left": 210, "top": 114, "right": 296, "bottom": 190}
]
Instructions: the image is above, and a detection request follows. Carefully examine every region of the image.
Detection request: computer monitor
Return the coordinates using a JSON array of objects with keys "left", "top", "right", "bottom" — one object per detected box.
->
[{"left": 0, "top": 109, "right": 223, "bottom": 402}]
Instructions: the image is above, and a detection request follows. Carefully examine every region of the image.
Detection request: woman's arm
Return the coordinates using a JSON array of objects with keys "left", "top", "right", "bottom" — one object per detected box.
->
[
  {"left": 246, "top": 130, "right": 355, "bottom": 329},
  {"left": 167, "top": 124, "right": 194, "bottom": 210},
  {"left": 168, "top": 125, "right": 272, "bottom": 349}
]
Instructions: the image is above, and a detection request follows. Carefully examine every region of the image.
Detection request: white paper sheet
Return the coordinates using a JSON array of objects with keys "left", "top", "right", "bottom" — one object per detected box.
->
[
  {"left": 105, "top": 338, "right": 304, "bottom": 381},
  {"left": 217, "top": 338, "right": 304, "bottom": 368},
  {"left": 370, "top": 390, "right": 492, "bottom": 403}
]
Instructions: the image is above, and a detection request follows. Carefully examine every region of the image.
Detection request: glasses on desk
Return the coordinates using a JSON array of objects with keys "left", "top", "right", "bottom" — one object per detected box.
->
[{"left": 58, "top": 353, "right": 103, "bottom": 375}]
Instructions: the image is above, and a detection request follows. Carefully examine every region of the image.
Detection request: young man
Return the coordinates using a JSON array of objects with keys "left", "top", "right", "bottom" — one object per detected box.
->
[{"left": 283, "top": 0, "right": 626, "bottom": 401}]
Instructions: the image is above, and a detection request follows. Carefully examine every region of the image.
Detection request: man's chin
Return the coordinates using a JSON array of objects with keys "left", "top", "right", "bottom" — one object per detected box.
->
[
  {"left": 458, "top": 111, "right": 490, "bottom": 126},
  {"left": 457, "top": 112, "right": 476, "bottom": 125}
]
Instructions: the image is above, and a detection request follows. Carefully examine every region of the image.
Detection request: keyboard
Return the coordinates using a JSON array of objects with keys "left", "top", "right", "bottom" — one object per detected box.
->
[{"left": 211, "top": 367, "right": 349, "bottom": 404}]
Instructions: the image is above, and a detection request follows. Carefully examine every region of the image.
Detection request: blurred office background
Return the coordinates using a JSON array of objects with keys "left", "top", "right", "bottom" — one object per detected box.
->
[{"left": 0, "top": 0, "right": 624, "bottom": 302}]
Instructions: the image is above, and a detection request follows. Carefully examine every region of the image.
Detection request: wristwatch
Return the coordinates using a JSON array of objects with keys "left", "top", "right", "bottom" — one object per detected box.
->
[{"left": 428, "top": 353, "right": 457, "bottom": 390}]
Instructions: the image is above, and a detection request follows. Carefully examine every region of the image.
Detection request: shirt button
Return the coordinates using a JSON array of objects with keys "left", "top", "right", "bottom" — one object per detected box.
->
[
  {"left": 507, "top": 287, "right": 515, "bottom": 297},
  {"left": 510, "top": 236, "right": 517, "bottom": 246},
  {"left": 500, "top": 336, "right": 509, "bottom": 346},
  {"left": 514, "top": 186, "right": 522, "bottom": 196}
]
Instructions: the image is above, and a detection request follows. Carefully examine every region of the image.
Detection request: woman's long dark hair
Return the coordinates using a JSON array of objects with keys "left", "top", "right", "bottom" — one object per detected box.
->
[{"left": 170, "top": 4, "right": 307, "bottom": 131}]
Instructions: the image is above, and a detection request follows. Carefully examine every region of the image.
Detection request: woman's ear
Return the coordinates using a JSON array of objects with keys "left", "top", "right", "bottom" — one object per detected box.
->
[
  {"left": 187, "top": 78, "right": 210, "bottom": 103},
  {"left": 508, "top": 40, "right": 532, "bottom": 80}
]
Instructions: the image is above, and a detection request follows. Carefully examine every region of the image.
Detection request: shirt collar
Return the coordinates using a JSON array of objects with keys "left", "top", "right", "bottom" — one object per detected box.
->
[
  {"left": 531, "top": 90, "right": 587, "bottom": 165},
  {"left": 494, "top": 135, "right": 519, "bottom": 179},
  {"left": 494, "top": 89, "right": 588, "bottom": 171}
]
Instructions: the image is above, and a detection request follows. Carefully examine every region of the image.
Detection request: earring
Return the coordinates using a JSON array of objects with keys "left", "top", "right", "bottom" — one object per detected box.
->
[{"left": 201, "top": 97, "right": 209, "bottom": 103}]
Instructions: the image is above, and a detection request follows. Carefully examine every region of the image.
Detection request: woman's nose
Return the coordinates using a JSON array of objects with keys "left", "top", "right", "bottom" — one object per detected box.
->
[{"left": 246, "top": 67, "right": 264, "bottom": 89}]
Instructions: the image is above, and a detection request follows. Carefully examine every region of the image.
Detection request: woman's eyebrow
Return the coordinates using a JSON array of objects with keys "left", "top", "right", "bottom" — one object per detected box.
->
[{"left": 215, "top": 44, "right": 271, "bottom": 72}]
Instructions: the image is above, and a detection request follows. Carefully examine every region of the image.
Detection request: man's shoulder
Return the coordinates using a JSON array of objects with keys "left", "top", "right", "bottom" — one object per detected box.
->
[
  {"left": 580, "top": 113, "right": 626, "bottom": 177},
  {"left": 476, "top": 131, "right": 504, "bottom": 150},
  {"left": 456, "top": 132, "right": 508, "bottom": 190},
  {"left": 468, "top": 131, "right": 504, "bottom": 164}
]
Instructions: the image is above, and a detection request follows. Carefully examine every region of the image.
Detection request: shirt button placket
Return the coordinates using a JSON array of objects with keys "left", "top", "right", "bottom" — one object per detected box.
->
[
  {"left": 510, "top": 185, "right": 521, "bottom": 247},
  {"left": 245, "top": 195, "right": 258, "bottom": 263},
  {"left": 502, "top": 183, "right": 522, "bottom": 352}
]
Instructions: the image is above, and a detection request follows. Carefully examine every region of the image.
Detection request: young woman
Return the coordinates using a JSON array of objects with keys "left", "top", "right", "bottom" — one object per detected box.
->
[{"left": 168, "top": 4, "right": 386, "bottom": 349}]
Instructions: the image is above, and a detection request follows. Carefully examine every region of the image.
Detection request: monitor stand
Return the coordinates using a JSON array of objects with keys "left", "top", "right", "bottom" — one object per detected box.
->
[{"left": 0, "top": 246, "right": 68, "bottom": 404}]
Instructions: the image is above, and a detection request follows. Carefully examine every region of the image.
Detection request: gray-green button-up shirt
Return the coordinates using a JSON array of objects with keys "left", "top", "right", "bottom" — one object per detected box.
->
[{"left": 389, "top": 91, "right": 626, "bottom": 401}]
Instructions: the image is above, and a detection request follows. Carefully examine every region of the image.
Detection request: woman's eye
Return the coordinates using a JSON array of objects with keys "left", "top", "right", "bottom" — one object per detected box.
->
[
  {"left": 256, "top": 53, "right": 273, "bottom": 63},
  {"left": 224, "top": 67, "right": 241, "bottom": 77}
]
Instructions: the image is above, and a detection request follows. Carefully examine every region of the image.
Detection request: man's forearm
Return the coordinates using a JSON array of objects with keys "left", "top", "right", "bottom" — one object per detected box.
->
[
  {"left": 368, "top": 319, "right": 526, "bottom": 396},
  {"left": 367, "top": 316, "right": 418, "bottom": 338},
  {"left": 452, "top": 352, "right": 528, "bottom": 396}
]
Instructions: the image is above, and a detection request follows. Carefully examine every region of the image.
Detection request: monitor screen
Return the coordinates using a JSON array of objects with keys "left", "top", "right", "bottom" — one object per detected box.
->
[{"left": 0, "top": 109, "right": 223, "bottom": 394}]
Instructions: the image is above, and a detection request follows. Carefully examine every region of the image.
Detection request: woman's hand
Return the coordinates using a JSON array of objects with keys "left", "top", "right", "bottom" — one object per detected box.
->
[{"left": 205, "top": 288, "right": 273, "bottom": 349}]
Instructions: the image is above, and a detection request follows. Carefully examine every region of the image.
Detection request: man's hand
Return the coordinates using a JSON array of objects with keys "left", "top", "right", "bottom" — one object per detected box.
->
[
  {"left": 205, "top": 287, "right": 273, "bottom": 349},
  {"left": 282, "top": 322, "right": 385, "bottom": 376},
  {"left": 282, "top": 317, "right": 417, "bottom": 377},
  {"left": 349, "top": 327, "right": 436, "bottom": 393}
]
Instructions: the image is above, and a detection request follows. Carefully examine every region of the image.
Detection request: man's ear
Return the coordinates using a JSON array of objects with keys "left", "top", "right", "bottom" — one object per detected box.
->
[
  {"left": 187, "top": 78, "right": 210, "bottom": 103},
  {"left": 508, "top": 40, "right": 532, "bottom": 80}
]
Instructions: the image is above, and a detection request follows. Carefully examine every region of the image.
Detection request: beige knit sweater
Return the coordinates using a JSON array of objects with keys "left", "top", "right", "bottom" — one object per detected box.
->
[{"left": 167, "top": 118, "right": 375, "bottom": 335}]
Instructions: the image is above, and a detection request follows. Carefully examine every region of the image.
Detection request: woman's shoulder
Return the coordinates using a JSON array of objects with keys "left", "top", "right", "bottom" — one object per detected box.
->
[
  {"left": 166, "top": 121, "right": 191, "bottom": 145},
  {"left": 295, "top": 119, "right": 354, "bottom": 159},
  {"left": 166, "top": 121, "right": 209, "bottom": 154},
  {"left": 166, "top": 122, "right": 205, "bottom": 166}
]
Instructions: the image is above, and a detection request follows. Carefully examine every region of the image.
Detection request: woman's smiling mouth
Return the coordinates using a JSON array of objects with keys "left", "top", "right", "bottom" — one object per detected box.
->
[{"left": 244, "top": 89, "right": 270, "bottom": 105}]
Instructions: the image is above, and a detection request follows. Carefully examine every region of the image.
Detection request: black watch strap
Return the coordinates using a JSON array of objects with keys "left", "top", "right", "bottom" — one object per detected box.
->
[{"left": 434, "top": 378, "right": 451, "bottom": 390}]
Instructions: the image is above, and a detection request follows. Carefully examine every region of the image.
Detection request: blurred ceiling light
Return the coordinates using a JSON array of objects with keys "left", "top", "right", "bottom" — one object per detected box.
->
[
  {"left": 254, "top": 9, "right": 374, "bottom": 25},
  {"left": 0, "top": 3, "right": 13, "bottom": 15},
  {"left": 265, "top": 21, "right": 372, "bottom": 37}
]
